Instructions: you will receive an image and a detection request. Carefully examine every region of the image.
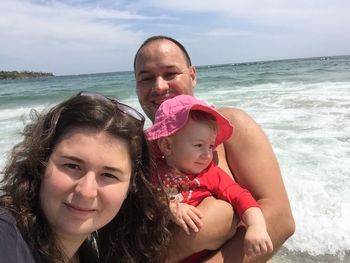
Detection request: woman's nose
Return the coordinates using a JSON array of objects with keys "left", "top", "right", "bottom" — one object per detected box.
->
[{"left": 74, "top": 172, "right": 98, "bottom": 198}]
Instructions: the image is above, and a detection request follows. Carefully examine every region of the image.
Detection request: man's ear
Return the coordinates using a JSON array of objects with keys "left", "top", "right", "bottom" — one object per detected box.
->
[
  {"left": 157, "top": 138, "right": 172, "bottom": 156},
  {"left": 189, "top": 65, "right": 197, "bottom": 90}
]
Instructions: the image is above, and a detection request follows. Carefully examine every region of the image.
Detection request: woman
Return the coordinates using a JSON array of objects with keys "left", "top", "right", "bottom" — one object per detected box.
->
[{"left": 0, "top": 92, "right": 170, "bottom": 262}]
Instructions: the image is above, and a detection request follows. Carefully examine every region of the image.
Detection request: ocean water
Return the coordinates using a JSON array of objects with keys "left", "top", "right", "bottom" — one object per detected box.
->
[{"left": 1, "top": 55, "right": 349, "bottom": 261}]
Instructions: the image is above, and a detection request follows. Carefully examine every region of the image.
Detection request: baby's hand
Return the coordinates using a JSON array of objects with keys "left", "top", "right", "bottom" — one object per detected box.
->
[
  {"left": 244, "top": 225, "right": 273, "bottom": 257},
  {"left": 169, "top": 202, "right": 203, "bottom": 235}
]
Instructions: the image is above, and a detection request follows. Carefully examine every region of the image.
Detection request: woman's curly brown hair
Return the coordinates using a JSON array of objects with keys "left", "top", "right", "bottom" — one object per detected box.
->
[{"left": 0, "top": 93, "right": 171, "bottom": 262}]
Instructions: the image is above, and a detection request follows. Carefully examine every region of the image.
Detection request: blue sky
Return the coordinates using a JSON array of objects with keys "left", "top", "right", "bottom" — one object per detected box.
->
[{"left": 1, "top": 0, "right": 349, "bottom": 75}]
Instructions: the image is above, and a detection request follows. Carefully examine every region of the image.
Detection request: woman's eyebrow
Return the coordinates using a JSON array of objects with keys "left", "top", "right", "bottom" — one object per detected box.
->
[
  {"left": 61, "top": 155, "right": 127, "bottom": 174},
  {"left": 61, "top": 155, "right": 83, "bottom": 163},
  {"left": 103, "top": 166, "right": 125, "bottom": 174}
]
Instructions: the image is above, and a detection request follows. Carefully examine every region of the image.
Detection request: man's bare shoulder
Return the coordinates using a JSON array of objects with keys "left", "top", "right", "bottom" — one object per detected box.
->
[
  {"left": 217, "top": 107, "right": 260, "bottom": 134},
  {"left": 217, "top": 106, "right": 244, "bottom": 118}
]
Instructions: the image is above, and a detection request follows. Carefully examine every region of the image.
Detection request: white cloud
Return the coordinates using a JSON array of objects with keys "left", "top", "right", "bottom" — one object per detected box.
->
[
  {"left": 195, "top": 29, "right": 255, "bottom": 37},
  {"left": 146, "top": 0, "right": 349, "bottom": 16},
  {"left": 0, "top": 0, "right": 349, "bottom": 75},
  {"left": 145, "top": 0, "right": 350, "bottom": 30},
  {"left": 147, "top": 0, "right": 350, "bottom": 59},
  {"left": 0, "top": 0, "right": 157, "bottom": 46},
  {"left": 0, "top": 0, "right": 165, "bottom": 74}
]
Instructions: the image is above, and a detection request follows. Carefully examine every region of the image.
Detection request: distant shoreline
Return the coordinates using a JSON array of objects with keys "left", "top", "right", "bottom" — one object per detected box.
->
[{"left": 0, "top": 70, "right": 54, "bottom": 80}]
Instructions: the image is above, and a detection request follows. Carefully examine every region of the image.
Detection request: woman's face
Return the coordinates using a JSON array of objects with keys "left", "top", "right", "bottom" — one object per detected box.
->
[{"left": 40, "top": 126, "right": 132, "bottom": 242}]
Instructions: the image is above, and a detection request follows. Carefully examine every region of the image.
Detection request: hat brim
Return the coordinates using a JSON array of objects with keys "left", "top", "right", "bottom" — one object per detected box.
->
[{"left": 146, "top": 103, "right": 233, "bottom": 147}]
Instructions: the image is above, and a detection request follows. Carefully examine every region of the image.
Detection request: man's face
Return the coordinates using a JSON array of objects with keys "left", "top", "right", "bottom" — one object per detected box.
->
[{"left": 135, "top": 40, "right": 196, "bottom": 121}]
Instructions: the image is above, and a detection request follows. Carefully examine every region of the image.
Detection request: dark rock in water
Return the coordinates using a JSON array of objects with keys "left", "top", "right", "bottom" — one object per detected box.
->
[{"left": 0, "top": 70, "right": 55, "bottom": 80}]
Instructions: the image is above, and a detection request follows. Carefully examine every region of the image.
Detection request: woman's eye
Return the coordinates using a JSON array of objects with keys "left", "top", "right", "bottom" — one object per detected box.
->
[
  {"left": 101, "top": 173, "right": 118, "bottom": 181},
  {"left": 63, "top": 163, "right": 81, "bottom": 170}
]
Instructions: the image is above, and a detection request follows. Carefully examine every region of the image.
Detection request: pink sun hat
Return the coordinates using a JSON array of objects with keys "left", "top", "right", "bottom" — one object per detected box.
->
[{"left": 146, "top": 95, "right": 233, "bottom": 146}]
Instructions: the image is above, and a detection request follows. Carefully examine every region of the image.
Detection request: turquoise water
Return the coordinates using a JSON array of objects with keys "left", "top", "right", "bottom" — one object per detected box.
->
[{"left": 1, "top": 55, "right": 350, "bottom": 261}]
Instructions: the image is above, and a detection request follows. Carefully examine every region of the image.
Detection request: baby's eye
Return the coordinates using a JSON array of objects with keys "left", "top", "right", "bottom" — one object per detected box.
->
[{"left": 194, "top": 144, "right": 203, "bottom": 148}]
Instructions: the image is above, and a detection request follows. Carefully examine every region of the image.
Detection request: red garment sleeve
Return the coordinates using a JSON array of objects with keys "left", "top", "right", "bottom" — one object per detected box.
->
[{"left": 204, "top": 163, "right": 260, "bottom": 218}]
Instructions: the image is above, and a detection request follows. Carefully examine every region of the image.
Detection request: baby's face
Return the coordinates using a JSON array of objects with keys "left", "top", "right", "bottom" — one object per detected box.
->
[{"left": 166, "top": 118, "right": 217, "bottom": 174}]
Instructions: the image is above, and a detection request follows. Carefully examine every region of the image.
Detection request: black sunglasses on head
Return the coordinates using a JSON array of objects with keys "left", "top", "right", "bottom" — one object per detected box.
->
[{"left": 78, "top": 91, "right": 145, "bottom": 125}]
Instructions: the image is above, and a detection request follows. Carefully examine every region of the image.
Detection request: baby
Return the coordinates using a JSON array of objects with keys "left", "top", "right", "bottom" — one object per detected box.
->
[{"left": 146, "top": 95, "right": 273, "bottom": 258}]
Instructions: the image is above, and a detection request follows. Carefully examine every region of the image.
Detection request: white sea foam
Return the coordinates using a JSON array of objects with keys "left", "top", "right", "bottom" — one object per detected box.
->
[
  {"left": 0, "top": 60, "right": 349, "bottom": 260},
  {"left": 200, "top": 80, "right": 350, "bottom": 259},
  {"left": 0, "top": 105, "right": 45, "bottom": 168}
]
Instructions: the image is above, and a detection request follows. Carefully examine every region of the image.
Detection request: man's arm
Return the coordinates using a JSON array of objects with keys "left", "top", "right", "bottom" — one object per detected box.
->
[
  {"left": 206, "top": 107, "right": 295, "bottom": 262},
  {"left": 166, "top": 197, "right": 237, "bottom": 263}
]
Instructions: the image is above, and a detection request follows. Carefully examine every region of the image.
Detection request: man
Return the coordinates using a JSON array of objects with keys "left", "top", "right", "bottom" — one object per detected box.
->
[{"left": 134, "top": 36, "right": 295, "bottom": 262}]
